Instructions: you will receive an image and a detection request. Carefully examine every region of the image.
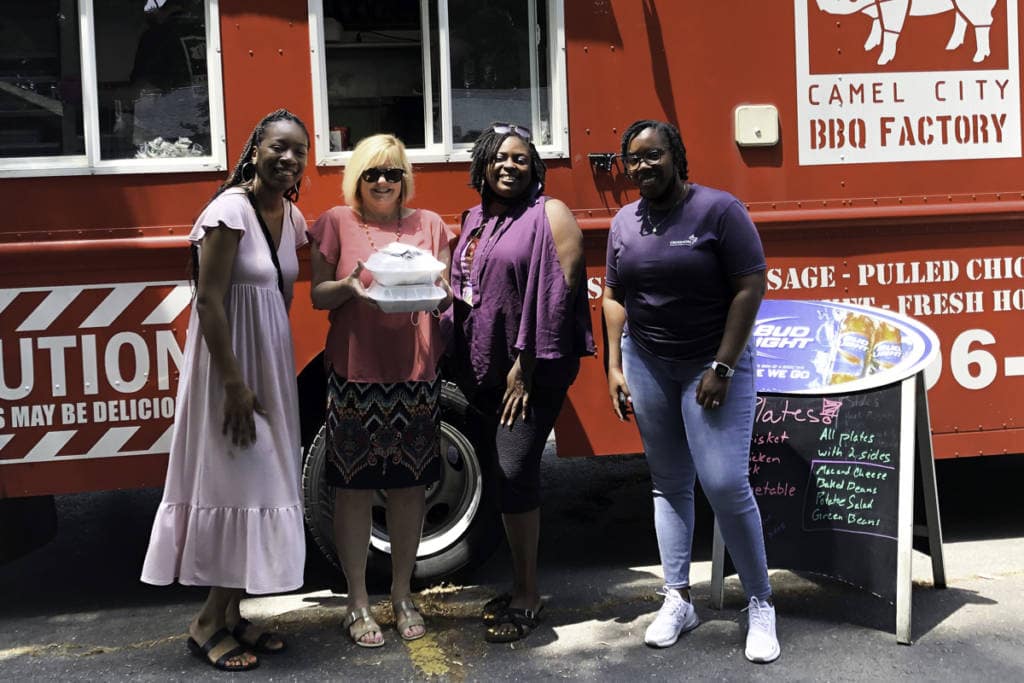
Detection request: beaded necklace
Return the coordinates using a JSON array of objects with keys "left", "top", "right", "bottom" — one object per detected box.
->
[{"left": 357, "top": 209, "right": 404, "bottom": 250}]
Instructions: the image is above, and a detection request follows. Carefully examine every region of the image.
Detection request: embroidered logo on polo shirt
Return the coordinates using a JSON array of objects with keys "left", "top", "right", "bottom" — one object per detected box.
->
[{"left": 670, "top": 235, "right": 698, "bottom": 247}]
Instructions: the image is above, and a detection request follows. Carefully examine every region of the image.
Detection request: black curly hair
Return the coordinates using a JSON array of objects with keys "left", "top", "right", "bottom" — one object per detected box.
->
[
  {"left": 468, "top": 123, "right": 546, "bottom": 202},
  {"left": 620, "top": 119, "right": 688, "bottom": 182},
  {"left": 210, "top": 108, "right": 309, "bottom": 204}
]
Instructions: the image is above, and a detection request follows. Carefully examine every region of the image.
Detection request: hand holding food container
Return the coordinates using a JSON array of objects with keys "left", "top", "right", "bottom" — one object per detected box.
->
[
  {"left": 363, "top": 242, "right": 448, "bottom": 313},
  {"left": 306, "top": 134, "right": 455, "bottom": 636}
]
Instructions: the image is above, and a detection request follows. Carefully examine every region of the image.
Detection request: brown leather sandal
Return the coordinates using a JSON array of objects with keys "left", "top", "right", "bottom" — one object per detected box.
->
[
  {"left": 232, "top": 617, "right": 286, "bottom": 654},
  {"left": 186, "top": 627, "right": 259, "bottom": 671}
]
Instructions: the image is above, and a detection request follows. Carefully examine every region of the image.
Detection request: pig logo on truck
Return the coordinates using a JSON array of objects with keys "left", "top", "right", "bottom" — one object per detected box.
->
[
  {"left": 795, "top": 0, "right": 1021, "bottom": 165},
  {"left": 815, "top": 0, "right": 998, "bottom": 65}
]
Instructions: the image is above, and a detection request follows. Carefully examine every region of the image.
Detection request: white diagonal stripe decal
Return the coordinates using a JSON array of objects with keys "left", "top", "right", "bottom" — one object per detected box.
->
[
  {"left": 0, "top": 434, "right": 12, "bottom": 454},
  {"left": 23, "top": 431, "right": 77, "bottom": 461},
  {"left": 17, "top": 287, "right": 81, "bottom": 332},
  {"left": 143, "top": 285, "right": 193, "bottom": 325},
  {"left": 0, "top": 290, "right": 17, "bottom": 316},
  {"left": 84, "top": 427, "right": 139, "bottom": 458},
  {"left": 81, "top": 283, "right": 147, "bottom": 328},
  {"left": 150, "top": 424, "right": 174, "bottom": 453}
]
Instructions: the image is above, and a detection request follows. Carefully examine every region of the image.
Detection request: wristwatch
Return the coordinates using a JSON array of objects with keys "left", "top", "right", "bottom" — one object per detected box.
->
[{"left": 711, "top": 360, "right": 735, "bottom": 379}]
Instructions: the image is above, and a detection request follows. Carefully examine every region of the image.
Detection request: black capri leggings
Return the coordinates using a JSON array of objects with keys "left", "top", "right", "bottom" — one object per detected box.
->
[{"left": 468, "top": 383, "right": 568, "bottom": 514}]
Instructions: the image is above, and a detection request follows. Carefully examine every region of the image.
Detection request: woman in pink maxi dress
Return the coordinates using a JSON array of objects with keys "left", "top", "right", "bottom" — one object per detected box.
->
[{"left": 141, "top": 110, "right": 309, "bottom": 672}]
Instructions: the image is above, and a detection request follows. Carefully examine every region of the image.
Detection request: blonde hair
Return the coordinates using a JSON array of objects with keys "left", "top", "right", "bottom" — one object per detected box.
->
[{"left": 342, "top": 134, "right": 415, "bottom": 214}]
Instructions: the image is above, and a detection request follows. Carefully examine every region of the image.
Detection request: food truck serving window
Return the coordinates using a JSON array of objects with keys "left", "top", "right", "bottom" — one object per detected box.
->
[
  {"left": 0, "top": 0, "right": 225, "bottom": 178},
  {"left": 309, "top": 0, "right": 568, "bottom": 164}
]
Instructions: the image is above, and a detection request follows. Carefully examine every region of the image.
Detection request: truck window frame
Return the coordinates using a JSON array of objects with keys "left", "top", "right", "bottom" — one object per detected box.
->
[
  {"left": 0, "top": 0, "right": 227, "bottom": 179},
  {"left": 307, "top": 0, "right": 569, "bottom": 166}
]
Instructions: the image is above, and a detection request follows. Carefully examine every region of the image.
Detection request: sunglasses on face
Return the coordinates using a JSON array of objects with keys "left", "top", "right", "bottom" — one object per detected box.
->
[
  {"left": 624, "top": 148, "right": 667, "bottom": 168},
  {"left": 361, "top": 167, "right": 405, "bottom": 183},
  {"left": 492, "top": 122, "right": 532, "bottom": 142}
]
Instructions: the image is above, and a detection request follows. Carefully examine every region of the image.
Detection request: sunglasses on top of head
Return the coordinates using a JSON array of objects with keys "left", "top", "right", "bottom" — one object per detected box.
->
[
  {"left": 492, "top": 122, "right": 532, "bottom": 142},
  {"left": 361, "top": 167, "right": 405, "bottom": 183}
]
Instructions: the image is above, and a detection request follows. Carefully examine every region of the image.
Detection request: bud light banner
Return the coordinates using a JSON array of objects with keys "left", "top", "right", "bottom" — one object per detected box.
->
[{"left": 753, "top": 299, "right": 939, "bottom": 394}]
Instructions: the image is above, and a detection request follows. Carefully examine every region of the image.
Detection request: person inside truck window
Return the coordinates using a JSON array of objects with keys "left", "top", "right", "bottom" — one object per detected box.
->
[
  {"left": 449, "top": 122, "right": 595, "bottom": 643},
  {"left": 141, "top": 109, "right": 310, "bottom": 672},
  {"left": 308, "top": 134, "right": 453, "bottom": 648},
  {"left": 603, "top": 119, "right": 779, "bottom": 663},
  {"left": 129, "top": 0, "right": 209, "bottom": 152}
]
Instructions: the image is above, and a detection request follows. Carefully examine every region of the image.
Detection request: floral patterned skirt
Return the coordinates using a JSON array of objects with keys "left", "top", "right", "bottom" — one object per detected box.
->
[{"left": 325, "top": 373, "right": 441, "bottom": 489}]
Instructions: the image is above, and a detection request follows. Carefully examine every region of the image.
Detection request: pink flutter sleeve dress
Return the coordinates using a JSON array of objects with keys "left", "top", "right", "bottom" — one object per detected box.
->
[{"left": 141, "top": 187, "right": 307, "bottom": 594}]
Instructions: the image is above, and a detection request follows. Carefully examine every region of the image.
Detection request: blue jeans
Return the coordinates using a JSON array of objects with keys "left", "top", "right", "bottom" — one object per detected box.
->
[{"left": 622, "top": 335, "right": 771, "bottom": 600}]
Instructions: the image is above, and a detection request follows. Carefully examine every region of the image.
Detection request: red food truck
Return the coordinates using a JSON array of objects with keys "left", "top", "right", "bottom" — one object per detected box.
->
[{"left": 2, "top": 0, "right": 1022, "bottom": 577}]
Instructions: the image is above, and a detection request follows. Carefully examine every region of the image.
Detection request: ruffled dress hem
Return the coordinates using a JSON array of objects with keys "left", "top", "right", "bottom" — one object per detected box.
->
[{"left": 141, "top": 501, "right": 306, "bottom": 595}]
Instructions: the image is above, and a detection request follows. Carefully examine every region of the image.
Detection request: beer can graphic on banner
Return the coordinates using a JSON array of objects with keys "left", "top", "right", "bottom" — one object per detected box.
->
[
  {"left": 753, "top": 300, "right": 937, "bottom": 395},
  {"left": 869, "top": 322, "right": 903, "bottom": 374},
  {"left": 828, "top": 313, "right": 874, "bottom": 384}
]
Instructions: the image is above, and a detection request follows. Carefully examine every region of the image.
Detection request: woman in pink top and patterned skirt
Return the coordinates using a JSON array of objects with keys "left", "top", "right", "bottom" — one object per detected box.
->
[{"left": 308, "top": 134, "right": 453, "bottom": 648}]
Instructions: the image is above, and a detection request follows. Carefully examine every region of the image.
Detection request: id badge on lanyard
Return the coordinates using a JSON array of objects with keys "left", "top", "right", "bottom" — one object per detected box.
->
[{"left": 460, "top": 215, "right": 506, "bottom": 306}]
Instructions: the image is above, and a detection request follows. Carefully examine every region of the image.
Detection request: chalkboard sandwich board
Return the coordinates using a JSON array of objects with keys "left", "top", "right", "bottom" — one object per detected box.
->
[
  {"left": 712, "top": 300, "right": 946, "bottom": 644},
  {"left": 751, "top": 386, "right": 901, "bottom": 601}
]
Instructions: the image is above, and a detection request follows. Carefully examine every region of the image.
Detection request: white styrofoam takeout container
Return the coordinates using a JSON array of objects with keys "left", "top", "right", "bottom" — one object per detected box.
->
[
  {"left": 364, "top": 243, "right": 446, "bottom": 286},
  {"left": 366, "top": 283, "right": 447, "bottom": 313}
]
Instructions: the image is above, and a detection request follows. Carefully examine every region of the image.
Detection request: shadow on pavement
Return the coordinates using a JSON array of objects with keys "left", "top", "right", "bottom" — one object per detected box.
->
[{"left": 0, "top": 452, "right": 1020, "bottom": 624}]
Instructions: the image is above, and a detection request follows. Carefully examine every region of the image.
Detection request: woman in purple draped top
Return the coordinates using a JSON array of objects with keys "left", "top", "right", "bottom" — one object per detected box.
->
[{"left": 450, "top": 123, "right": 594, "bottom": 643}]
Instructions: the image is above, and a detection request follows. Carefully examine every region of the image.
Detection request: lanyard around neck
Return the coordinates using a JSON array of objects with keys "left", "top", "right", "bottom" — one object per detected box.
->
[{"left": 246, "top": 191, "right": 286, "bottom": 297}]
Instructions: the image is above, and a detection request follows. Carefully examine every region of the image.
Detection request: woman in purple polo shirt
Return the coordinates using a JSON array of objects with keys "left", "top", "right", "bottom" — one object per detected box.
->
[
  {"left": 603, "top": 120, "right": 779, "bottom": 663},
  {"left": 450, "top": 123, "right": 594, "bottom": 643}
]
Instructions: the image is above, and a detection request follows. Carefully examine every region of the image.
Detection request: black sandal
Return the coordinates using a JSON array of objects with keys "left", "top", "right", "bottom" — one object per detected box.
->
[
  {"left": 232, "top": 617, "right": 287, "bottom": 654},
  {"left": 484, "top": 605, "right": 544, "bottom": 643},
  {"left": 481, "top": 593, "right": 513, "bottom": 624},
  {"left": 186, "top": 627, "right": 259, "bottom": 671}
]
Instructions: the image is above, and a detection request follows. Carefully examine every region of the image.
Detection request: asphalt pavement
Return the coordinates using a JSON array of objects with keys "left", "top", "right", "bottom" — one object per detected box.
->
[{"left": 0, "top": 451, "right": 1022, "bottom": 681}]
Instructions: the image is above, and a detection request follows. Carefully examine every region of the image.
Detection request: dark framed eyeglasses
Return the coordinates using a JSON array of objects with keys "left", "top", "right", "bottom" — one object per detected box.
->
[
  {"left": 361, "top": 167, "right": 405, "bottom": 183},
  {"left": 624, "top": 148, "right": 667, "bottom": 168},
  {"left": 492, "top": 122, "right": 532, "bottom": 142}
]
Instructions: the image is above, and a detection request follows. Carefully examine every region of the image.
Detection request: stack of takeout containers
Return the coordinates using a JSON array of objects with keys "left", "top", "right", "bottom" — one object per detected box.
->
[{"left": 364, "top": 243, "right": 447, "bottom": 313}]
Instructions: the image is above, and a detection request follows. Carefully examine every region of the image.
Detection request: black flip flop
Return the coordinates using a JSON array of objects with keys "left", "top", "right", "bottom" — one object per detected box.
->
[
  {"left": 481, "top": 593, "right": 513, "bottom": 624},
  {"left": 186, "top": 627, "right": 259, "bottom": 671},
  {"left": 485, "top": 604, "right": 544, "bottom": 643},
  {"left": 232, "top": 617, "right": 287, "bottom": 654}
]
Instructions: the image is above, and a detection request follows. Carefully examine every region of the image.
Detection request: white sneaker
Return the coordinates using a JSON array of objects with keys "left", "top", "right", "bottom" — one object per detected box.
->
[
  {"left": 744, "top": 596, "right": 780, "bottom": 663},
  {"left": 644, "top": 587, "right": 700, "bottom": 647}
]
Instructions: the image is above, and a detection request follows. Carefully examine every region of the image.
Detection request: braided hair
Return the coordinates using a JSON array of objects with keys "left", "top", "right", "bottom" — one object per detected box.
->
[
  {"left": 211, "top": 108, "right": 310, "bottom": 204},
  {"left": 468, "top": 123, "right": 546, "bottom": 202},
  {"left": 191, "top": 109, "right": 309, "bottom": 287},
  {"left": 620, "top": 119, "right": 689, "bottom": 182}
]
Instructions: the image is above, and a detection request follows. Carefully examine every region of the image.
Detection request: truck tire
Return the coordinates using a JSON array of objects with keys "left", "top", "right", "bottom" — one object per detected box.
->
[{"left": 302, "top": 382, "right": 501, "bottom": 582}]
